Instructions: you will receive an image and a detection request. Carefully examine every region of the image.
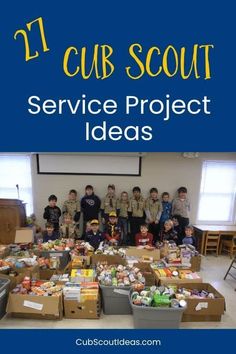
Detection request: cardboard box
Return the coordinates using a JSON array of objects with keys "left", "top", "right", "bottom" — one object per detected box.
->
[
  {"left": 14, "top": 228, "right": 34, "bottom": 244},
  {"left": 39, "top": 268, "right": 57, "bottom": 280},
  {"left": 125, "top": 247, "right": 160, "bottom": 261},
  {"left": 177, "top": 283, "right": 226, "bottom": 322},
  {"left": 14, "top": 264, "right": 39, "bottom": 279},
  {"left": 0, "top": 273, "right": 23, "bottom": 291},
  {"left": 7, "top": 292, "right": 63, "bottom": 320},
  {"left": 153, "top": 270, "right": 202, "bottom": 286},
  {"left": 91, "top": 254, "right": 126, "bottom": 266},
  {"left": 37, "top": 250, "right": 71, "bottom": 270},
  {"left": 0, "top": 245, "right": 10, "bottom": 259},
  {"left": 71, "top": 255, "right": 91, "bottom": 268},
  {"left": 134, "top": 262, "right": 155, "bottom": 286},
  {"left": 190, "top": 255, "right": 201, "bottom": 272},
  {"left": 64, "top": 296, "right": 101, "bottom": 319}
]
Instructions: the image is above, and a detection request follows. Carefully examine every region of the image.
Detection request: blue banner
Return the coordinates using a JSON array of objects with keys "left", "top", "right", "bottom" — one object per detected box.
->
[
  {"left": 0, "top": 0, "right": 235, "bottom": 151},
  {"left": 0, "top": 329, "right": 235, "bottom": 353}
]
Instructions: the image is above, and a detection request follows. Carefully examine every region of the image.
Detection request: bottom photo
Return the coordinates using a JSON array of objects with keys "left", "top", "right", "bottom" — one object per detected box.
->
[{"left": 0, "top": 152, "right": 235, "bottom": 329}]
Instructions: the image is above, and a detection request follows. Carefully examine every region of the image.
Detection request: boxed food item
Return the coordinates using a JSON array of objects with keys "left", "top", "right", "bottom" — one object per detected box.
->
[
  {"left": 50, "top": 273, "right": 70, "bottom": 285},
  {"left": 153, "top": 267, "right": 202, "bottom": 285},
  {"left": 70, "top": 269, "right": 96, "bottom": 283},
  {"left": 125, "top": 246, "right": 160, "bottom": 261},
  {"left": 71, "top": 255, "right": 91, "bottom": 268},
  {"left": 63, "top": 282, "right": 99, "bottom": 300},
  {"left": 7, "top": 277, "right": 63, "bottom": 319},
  {"left": 175, "top": 283, "right": 225, "bottom": 321}
]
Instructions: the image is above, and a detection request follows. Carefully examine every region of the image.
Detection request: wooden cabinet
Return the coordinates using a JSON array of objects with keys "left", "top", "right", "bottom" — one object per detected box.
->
[{"left": 0, "top": 199, "right": 26, "bottom": 244}]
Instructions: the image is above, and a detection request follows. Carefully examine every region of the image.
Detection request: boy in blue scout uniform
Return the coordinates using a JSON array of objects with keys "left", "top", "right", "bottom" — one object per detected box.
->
[
  {"left": 84, "top": 219, "right": 104, "bottom": 250},
  {"left": 104, "top": 211, "right": 122, "bottom": 245}
]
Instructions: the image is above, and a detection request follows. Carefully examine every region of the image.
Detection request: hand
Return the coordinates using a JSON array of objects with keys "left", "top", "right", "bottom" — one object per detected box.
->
[{"left": 155, "top": 220, "right": 159, "bottom": 224}]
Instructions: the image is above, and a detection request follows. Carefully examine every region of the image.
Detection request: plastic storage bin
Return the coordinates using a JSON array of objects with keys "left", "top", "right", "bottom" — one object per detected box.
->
[
  {"left": 130, "top": 295, "right": 186, "bottom": 328},
  {"left": 0, "top": 277, "right": 10, "bottom": 319},
  {"left": 100, "top": 285, "right": 131, "bottom": 315}
]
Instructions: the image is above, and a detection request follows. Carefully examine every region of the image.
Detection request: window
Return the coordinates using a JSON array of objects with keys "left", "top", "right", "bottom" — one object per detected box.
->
[
  {"left": 0, "top": 155, "right": 33, "bottom": 215},
  {"left": 197, "top": 161, "right": 236, "bottom": 224}
]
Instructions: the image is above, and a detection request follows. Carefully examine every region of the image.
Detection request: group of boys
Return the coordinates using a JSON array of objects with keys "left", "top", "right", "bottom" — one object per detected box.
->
[{"left": 41, "top": 185, "right": 196, "bottom": 248}]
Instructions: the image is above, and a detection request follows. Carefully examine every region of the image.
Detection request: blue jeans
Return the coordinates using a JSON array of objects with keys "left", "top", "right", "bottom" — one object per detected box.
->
[{"left": 119, "top": 217, "right": 129, "bottom": 245}]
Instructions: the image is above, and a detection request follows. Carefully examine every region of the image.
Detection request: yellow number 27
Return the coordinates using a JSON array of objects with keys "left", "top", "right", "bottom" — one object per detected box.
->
[{"left": 14, "top": 17, "right": 50, "bottom": 62}]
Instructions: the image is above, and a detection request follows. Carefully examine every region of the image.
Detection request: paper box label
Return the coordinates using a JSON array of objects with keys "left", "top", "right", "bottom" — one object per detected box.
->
[
  {"left": 23, "top": 300, "right": 43, "bottom": 311},
  {"left": 195, "top": 302, "right": 208, "bottom": 311},
  {"left": 49, "top": 253, "right": 63, "bottom": 257}
]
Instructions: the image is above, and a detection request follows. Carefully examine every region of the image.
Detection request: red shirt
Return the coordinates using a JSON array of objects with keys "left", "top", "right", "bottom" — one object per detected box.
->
[{"left": 135, "top": 232, "right": 153, "bottom": 246}]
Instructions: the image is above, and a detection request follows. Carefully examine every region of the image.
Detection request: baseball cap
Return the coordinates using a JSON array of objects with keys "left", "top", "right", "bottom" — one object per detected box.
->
[{"left": 90, "top": 219, "right": 99, "bottom": 225}]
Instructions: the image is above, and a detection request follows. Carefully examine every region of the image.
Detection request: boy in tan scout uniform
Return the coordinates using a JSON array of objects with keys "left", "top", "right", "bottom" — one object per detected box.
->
[
  {"left": 145, "top": 187, "right": 163, "bottom": 242},
  {"left": 128, "top": 186, "right": 145, "bottom": 245},
  {"left": 119, "top": 191, "right": 130, "bottom": 245},
  {"left": 60, "top": 213, "right": 77, "bottom": 239},
  {"left": 62, "top": 189, "right": 81, "bottom": 237},
  {"left": 101, "top": 184, "right": 120, "bottom": 224}
]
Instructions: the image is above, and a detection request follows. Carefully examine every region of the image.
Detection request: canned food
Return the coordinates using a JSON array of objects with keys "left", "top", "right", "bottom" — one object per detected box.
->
[
  {"left": 179, "top": 299, "right": 187, "bottom": 308},
  {"left": 171, "top": 299, "right": 180, "bottom": 308}
]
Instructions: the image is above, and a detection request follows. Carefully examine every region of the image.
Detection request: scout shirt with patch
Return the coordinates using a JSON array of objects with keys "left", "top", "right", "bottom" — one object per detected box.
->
[
  {"left": 171, "top": 197, "right": 190, "bottom": 218},
  {"left": 129, "top": 196, "right": 145, "bottom": 217},
  {"left": 119, "top": 200, "right": 129, "bottom": 218},
  {"left": 145, "top": 197, "right": 163, "bottom": 223},
  {"left": 62, "top": 200, "right": 80, "bottom": 219},
  {"left": 60, "top": 223, "right": 76, "bottom": 239},
  {"left": 101, "top": 194, "right": 120, "bottom": 215}
]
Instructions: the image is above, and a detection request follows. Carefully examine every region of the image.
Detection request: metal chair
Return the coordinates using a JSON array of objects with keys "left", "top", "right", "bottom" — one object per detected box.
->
[{"left": 224, "top": 253, "right": 236, "bottom": 291}]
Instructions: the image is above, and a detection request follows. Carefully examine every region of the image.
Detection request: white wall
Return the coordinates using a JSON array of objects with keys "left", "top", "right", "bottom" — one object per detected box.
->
[{"left": 31, "top": 152, "right": 236, "bottom": 227}]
